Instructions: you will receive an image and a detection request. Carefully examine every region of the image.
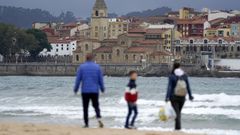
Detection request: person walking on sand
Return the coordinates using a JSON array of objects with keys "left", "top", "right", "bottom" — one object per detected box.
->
[
  {"left": 124, "top": 71, "right": 138, "bottom": 129},
  {"left": 74, "top": 54, "right": 105, "bottom": 128},
  {"left": 166, "top": 62, "right": 194, "bottom": 130}
]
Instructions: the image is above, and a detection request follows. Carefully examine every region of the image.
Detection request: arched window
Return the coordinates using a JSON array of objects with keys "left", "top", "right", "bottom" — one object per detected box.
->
[
  {"left": 76, "top": 55, "right": 79, "bottom": 61},
  {"left": 85, "top": 44, "right": 89, "bottom": 51},
  {"left": 116, "top": 49, "right": 120, "bottom": 56},
  {"left": 101, "top": 54, "right": 104, "bottom": 60},
  {"left": 125, "top": 55, "right": 128, "bottom": 60},
  {"left": 95, "top": 10, "right": 99, "bottom": 16},
  {"left": 133, "top": 55, "right": 136, "bottom": 61}
]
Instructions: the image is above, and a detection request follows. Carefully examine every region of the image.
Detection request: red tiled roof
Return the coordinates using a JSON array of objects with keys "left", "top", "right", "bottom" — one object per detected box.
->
[
  {"left": 209, "top": 18, "right": 225, "bottom": 24},
  {"left": 42, "top": 28, "right": 55, "bottom": 35},
  {"left": 127, "top": 33, "right": 145, "bottom": 37},
  {"left": 125, "top": 46, "right": 154, "bottom": 53},
  {"left": 128, "top": 28, "right": 146, "bottom": 33},
  {"left": 146, "top": 28, "right": 168, "bottom": 34},
  {"left": 176, "top": 18, "right": 206, "bottom": 24},
  {"left": 94, "top": 46, "right": 112, "bottom": 53},
  {"left": 63, "top": 22, "right": 78, "bottom": 27}
]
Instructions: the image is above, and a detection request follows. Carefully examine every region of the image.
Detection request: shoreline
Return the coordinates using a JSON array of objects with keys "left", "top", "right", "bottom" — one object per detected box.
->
[{"left": 0, "top": 122, "right": 201, "bottom": 135}]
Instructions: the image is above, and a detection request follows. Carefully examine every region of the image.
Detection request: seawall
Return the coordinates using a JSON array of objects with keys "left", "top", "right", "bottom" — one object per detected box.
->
[{"left": 0, "top": 63, "right": 240, "bottom": 77}]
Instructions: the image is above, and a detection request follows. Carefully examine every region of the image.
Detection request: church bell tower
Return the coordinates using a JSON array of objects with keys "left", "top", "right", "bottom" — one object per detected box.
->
[{"left": 91, "top": 0, "right": 109, "bottom": 41}]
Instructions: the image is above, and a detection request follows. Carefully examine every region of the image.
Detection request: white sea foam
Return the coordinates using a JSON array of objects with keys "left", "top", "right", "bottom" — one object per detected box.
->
[{"left": 119, "top": 93, "right": 240, "bottom": 107}]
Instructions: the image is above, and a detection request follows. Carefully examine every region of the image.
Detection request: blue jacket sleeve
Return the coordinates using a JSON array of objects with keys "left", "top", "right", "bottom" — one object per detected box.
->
[
  {"left": 166, "top": 76, "right": 172, "bottom": 101},
  {"left": 74, "top": 67, "right": 82, "bottom": 93},
  {"left": 98, "top": 68, "right": 105, "bottom": 93},
  {"left": 185, "top": 76, "right": 193, "bottom": 98}
]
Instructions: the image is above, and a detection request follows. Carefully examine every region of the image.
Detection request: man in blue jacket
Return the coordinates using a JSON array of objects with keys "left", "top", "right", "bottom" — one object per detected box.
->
[{"left": 74, "top": 54, "right": 105, "bottom": 128}]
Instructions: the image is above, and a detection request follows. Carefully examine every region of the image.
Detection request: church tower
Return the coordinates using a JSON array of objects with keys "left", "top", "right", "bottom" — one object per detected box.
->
[{"left": 91, "top": 0, "right": 109, "bottom": 41}]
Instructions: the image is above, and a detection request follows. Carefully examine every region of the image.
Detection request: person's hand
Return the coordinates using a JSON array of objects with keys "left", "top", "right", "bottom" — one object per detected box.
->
[
  {"left": 165, "top": 99, "right": 169, "bottom": 103},
  {"left": 74, "top": 89, "right": 78, "bottom": 95},
  {"left": 189, "top": 96, "right": 194, "bottom": 101},
  {"left": 101, "top": 88, "right": 105, "bottom": 94}
]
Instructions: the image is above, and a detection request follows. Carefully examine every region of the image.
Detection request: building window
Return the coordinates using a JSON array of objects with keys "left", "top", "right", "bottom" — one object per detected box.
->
[
  {"left": 121, "top": 41, "right": 125, "bottom": 45},
  {"left": 76, "top": 55, "right": 79, "bottom": 61},
  {"left": 56, "top": 44, "right": 59, "bottom": 47},
  {"left": 67, "top": 48, "right": 69, "bottom": 50},
  {"left": 219, "top": 40, "right": 223, "bottom": 44},
  {"left": 95, "top": 26, "right": 98, "bottom": 31},
  {"left": 95, "top": 10, "right": 99, "bottom": 16},
  {"left": 125, "top": 55, "right": 128, "bottom": 60},
  {"left": 85, "top": 44, "right": 89, "bottom": 51},
  {"left": 61, "top": 47, "right": 63, "bottom": 50},
  {"left": 56, "top": 49, "right": 58, "bottom": 52},
  {"left": 190, "top": 39, "right": 193, "bottom": 44},
  {"left": 116, "top": 49, "right": 120, "bottom": 56},
  {"left": 238, "top": 46, "right": 240, "bottom": 52},
  {"left": 133, "top": 55, "right": 136, "bottom": 61},
  {"left": 108, "top": 54, "right": 112, "bottom": 60},
  {"left": 101, "top": 54, "right": 104, "bottom": 60},
  {"left": 204, "top": 39, "right": 208, "bottom": 44},
  {"left": 176, "top": 40, "right": 180, "bottom": 44},
  {"left": 95, "top": 32, "right": 98, "bottom": 37}
]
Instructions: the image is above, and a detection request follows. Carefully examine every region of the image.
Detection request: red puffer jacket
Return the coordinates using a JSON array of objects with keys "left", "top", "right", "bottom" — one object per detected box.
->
[{"left": 125, "top": 89, "right": 138, "bottom": 103}]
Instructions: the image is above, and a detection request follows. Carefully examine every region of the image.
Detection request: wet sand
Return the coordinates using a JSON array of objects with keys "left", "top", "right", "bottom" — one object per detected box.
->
[{"left": 0, "top": 122, "right": 202, "bottom": 135}]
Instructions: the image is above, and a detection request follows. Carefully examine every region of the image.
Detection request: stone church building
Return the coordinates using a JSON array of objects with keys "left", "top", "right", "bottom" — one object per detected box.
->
[{"left": 73, "top": 0, "right": 175, "bottom": 64}]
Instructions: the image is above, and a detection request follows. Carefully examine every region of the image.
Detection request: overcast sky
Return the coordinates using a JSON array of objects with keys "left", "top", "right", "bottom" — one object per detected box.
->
[{"left": 0, "top": 0, "right": 239, "bottom": 18}]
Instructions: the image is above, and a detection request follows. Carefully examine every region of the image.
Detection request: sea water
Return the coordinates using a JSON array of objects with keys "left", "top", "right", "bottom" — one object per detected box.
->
[{"left": 0, "top": 76, "right": 239, "bottom": 135}]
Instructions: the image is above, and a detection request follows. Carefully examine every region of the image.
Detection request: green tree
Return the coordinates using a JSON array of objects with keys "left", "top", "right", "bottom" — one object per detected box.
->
[
  {"left": 26, "top": 29, "right": 51, "bottom": 57},
  {"left": 0, "top": 23, "right": 19, "bottom": 56}
]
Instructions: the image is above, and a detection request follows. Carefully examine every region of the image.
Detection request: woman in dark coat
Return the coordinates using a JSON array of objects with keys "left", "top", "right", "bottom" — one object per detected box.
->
[{"left": 166, "top": 63, "right": 194, "bottom": 130}]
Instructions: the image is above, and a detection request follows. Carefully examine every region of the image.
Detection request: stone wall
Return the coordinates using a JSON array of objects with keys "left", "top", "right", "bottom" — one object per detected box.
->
[{"left": 0, "top": 63, "right": 240, "bottom": 77}]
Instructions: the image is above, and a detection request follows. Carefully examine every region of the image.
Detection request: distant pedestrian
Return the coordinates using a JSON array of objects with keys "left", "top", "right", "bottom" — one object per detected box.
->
[
  {"left": 166, "top": 62, "right": 194, "bottom": 130},
  {"left": 124, "top": 71, "right": 138, "bottom": 129},
  {"left": 74, "top": 54, "right": 105, "bottom": 128}
]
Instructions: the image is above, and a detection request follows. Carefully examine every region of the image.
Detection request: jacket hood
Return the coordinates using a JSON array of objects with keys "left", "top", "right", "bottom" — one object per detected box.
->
[{"left": 174, "top": 68, "right": 185, "bottom": 76}]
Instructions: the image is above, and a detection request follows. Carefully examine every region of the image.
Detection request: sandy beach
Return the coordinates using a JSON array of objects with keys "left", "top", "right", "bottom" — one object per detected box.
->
[{"left": 0, "top": 122, "right": 201, "bottom": 135}]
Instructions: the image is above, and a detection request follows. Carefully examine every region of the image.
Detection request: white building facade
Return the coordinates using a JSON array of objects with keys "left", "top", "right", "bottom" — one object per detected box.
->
[
  {"left": 208, "top": 11, "right": 235, "bottom": 21},
  {"left": 40, "top": 40, "right": 77, "bottom": 56}
]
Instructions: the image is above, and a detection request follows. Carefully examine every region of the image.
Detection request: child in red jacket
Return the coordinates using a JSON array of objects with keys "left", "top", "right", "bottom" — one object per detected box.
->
[{"left": 124, "top": 71, "right": 138, "bottom": 129}]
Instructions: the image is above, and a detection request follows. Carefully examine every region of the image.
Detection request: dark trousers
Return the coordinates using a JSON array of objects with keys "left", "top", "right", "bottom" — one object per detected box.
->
[
  {"left": 125, "top": 102, "right": 138, "bottom": 127},
  {"left": 170, "top": 96, "right": 185, "bottom": 130},
  {"left": 82, "top": 93, "right": 101, "bottom": 126}
]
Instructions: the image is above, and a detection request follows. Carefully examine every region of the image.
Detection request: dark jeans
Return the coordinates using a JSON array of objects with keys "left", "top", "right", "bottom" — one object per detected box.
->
[
  {"left": 82, "top": 93, "right": 101, "bottom": 126},
  {"left": 125, "top": 102, "right": 138, "bottom": 127},
  {"left": 170, "top": 95, "right": 185, "bottom": 130}
]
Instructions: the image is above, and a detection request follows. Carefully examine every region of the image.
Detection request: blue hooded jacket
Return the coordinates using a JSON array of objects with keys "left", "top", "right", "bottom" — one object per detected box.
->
[
  {"left": 74, "top": 61, "right": 105, "bottom": 94},
  {"left": 166, "top": 68, "right": 193, "bottom": 101}
]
